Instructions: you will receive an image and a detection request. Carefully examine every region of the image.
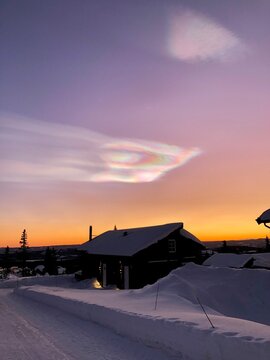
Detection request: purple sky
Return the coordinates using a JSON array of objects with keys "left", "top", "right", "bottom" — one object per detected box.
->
[{"left": 1, "top": 0, "right": 270, "bottom": 245}]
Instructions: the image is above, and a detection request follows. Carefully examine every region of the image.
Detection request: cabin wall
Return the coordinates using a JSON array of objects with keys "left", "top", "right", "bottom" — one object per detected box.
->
[
  {"left": 135, "top": 229, "right": 203, "bottom": 262},
  {"left": 129, "top": 230, "right": 204, "bottom": 288},
  {"left": 81, "top": 230, "right": 204, "bottom": 289}
]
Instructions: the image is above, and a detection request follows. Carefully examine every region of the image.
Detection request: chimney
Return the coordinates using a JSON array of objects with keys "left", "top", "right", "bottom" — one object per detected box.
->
[{"left": 89, "top": 225, "right": 93, "bottom": 241}]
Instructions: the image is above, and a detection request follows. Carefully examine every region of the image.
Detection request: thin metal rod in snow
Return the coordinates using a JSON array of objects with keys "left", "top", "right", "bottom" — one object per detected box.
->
[
  {"left": 196, "top": 296, "right": 215, "bottom": 328},
  {"left": 154, "top": 282, "right": 160, "bottom": 310}
]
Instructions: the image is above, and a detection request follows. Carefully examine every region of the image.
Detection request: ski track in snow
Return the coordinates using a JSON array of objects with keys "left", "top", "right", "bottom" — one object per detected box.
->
[{"left": 0, "top": 289, "right": 180, "bottom": 360}]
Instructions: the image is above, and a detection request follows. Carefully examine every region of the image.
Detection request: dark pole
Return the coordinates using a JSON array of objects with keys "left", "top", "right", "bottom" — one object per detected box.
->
[
  {"left": 154, "top": 282, "right": 160, "bottom": 310},
  {"left": 89, "top": 226, "right": 92, "bottom": 241},
  {"left": 196, "top": 296, "right": 215, "bottom": 328}
]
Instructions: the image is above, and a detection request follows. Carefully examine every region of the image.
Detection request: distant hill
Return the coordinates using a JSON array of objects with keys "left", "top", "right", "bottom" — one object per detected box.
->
[
  {"left": 203, "top": 238, "right": 267, "bottom": 249},
  {"left": 1, "top": 238, "right": 267, "bottom": 253},
  {"left": 0, "top": 244, "right": 79, "bottom": 254}
]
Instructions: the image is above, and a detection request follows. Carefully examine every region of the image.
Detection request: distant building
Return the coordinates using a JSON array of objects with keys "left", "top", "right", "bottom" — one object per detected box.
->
[
  {"left": 252, "top": 253, "right": 270, "bottom": 270},
  {"left": 203, "top": 253, "right": 254, "bottom": 268},
  {"left": 80, "top": 222, "right": 205, "bottom": 289}
]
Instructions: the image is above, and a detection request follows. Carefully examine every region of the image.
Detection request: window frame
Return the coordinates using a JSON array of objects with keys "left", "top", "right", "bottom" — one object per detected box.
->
[{"left": 168, "top": 238, "right": 177, "bottom": 253}]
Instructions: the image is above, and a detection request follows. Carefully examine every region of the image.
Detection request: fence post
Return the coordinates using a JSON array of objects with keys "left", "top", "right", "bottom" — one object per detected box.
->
[{"left": 154, "top": 282, "right": 160, "bottom": 310}]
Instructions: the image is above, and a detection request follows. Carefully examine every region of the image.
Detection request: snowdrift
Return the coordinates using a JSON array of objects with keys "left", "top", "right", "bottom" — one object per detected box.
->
[
  {"left": 148, "top": 262, "right": 270, "bottom": 325},
  {"left": 13, "top": 263, "right": 270, "bottom": 360},
  {"left": 0, "top": 274, "right": 100, "bottom": 289}
]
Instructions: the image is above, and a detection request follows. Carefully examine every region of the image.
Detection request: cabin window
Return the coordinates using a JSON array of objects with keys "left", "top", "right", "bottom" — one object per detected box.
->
[{"left": 168, "top": 239, "right": 176, "bottom": 253}]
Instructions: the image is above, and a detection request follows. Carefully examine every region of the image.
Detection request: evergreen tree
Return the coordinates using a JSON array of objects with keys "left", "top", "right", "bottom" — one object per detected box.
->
[
  {"left": 20, "top": 229, "right": 28, "bottom": 249},
  {"left": 20, "top": 229, "right": 29, "bottom": 275},
  {"left": 221, "top": 240, "right": 228, "bottom": 252}
]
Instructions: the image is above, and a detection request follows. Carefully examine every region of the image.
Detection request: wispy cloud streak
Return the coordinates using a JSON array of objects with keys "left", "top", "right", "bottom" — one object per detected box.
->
[{"left": 0, "top": 114, "right": 201, "bottom": 183}]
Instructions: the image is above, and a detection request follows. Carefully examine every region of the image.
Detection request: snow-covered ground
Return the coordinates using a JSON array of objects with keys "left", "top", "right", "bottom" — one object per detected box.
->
[
  {"left": 0, "top": 289, "right": 178, "bottom": 360},
  {"left": 1, "top": 263, "right": 270, "bottom": 359}
]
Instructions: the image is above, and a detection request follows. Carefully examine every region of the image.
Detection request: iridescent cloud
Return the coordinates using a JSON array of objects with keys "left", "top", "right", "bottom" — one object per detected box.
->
[
  {"left": 0, "top": 114, "right": 201, "bottom": 183},
  {"left": 92, "top": 140, "right": 200, "bottom": 183},
  {"left": 168, "top": 8, "right": 245, "bottom": 62}
]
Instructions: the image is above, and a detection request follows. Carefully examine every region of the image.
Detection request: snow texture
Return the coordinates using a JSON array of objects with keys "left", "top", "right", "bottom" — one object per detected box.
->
[
  {"left": 11, "top": 263, "right": 270, "bottom": 360},
  {"left": 0, "top": 289, "right": 178, "bottom": 360},
  {"left": 203, "top": 253, "right": 253, "bottom": 268},
  {"left": 253, "top": 252, "right": 270, "bottom": 268}
]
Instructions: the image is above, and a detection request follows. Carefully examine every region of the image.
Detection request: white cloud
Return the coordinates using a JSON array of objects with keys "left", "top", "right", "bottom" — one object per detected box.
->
[{"left": 168, "top": 9, "right": 245, "bottom": 62}]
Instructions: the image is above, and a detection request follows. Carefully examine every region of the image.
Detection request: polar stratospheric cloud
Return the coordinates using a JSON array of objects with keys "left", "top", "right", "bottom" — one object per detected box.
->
[
  {"left": 168, "top": 9, "right": 245, "bottom": 62},
  {"left": 0, "top": 114, "right": 200, "bottom": 183}
]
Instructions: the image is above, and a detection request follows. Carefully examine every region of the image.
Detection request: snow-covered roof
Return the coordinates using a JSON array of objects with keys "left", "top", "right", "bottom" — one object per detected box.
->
[
  {"left": 203, "top": 253, "right": 253, "bottom": 268},
  {"left": 80, "top": 223, "right": 202, "bottom": 256},
  {"left": 35, "top": 265, "right": 45, "bottom": 271},
  {"left": 179, "top": 228, "right": 202, "bottom": 245},
  {"left": 253, "top": 253, "right": 270, "bottom": 268}
]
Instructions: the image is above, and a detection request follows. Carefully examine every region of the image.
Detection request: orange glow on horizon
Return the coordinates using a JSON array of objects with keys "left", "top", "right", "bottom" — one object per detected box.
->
[{"left": 1, "top": 211, "right": 268, "bottom": 248}]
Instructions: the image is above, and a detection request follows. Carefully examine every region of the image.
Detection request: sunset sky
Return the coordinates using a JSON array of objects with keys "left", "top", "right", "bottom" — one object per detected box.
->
[{"left": 1, "top": 0, "right": 270, "bottom": 247}]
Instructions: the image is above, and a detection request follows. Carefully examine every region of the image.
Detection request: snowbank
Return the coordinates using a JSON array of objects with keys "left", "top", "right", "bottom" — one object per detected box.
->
[
  {"left": 0, "top": 274, "right": 97, "bottom": 289},
  {"left": 13, "top": 263, "right": 270, "bottom": 360}
]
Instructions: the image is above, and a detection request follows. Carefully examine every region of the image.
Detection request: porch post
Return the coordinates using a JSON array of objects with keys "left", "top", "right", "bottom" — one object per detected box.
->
[
  {"left": 124, "top": 265, "right": 129, "bottom": 289},
  {"left": 102, "top": 263, "right": 107, "bottom": 287}
]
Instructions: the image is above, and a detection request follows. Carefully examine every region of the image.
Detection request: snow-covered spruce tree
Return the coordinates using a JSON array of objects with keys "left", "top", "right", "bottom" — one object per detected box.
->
[{"left": 19, "top": 229, "right": 29, "bottom": 276}]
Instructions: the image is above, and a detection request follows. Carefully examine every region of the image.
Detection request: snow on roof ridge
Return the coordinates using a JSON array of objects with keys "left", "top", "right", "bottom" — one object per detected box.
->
[
  {"left": 80, "top": 222, "right": 186, "bottom": 256},
  {"left": 179, "top": 228, "right": 201, "bottom": 245},
  {"left": 111, "top": 222, "right": 183, "bottom": 232},
  {"left": 90, "top": 222, "right": 183, "bottom": 242}
]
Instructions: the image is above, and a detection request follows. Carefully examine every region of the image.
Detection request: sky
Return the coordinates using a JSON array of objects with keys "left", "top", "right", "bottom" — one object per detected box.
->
[{"left": 1, "top": 0, "right": 270, "bottom": 246}]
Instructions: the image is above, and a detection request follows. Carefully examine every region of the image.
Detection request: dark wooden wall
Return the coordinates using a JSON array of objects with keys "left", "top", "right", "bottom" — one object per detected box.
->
[{"left": 81, "top": 230, "right": 204, "bottom": 289}]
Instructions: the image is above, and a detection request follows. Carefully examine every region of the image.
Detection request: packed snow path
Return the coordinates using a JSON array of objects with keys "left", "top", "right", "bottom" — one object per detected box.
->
[{"left": 0, "top": 289, "right": 179, "bottom": 360}]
